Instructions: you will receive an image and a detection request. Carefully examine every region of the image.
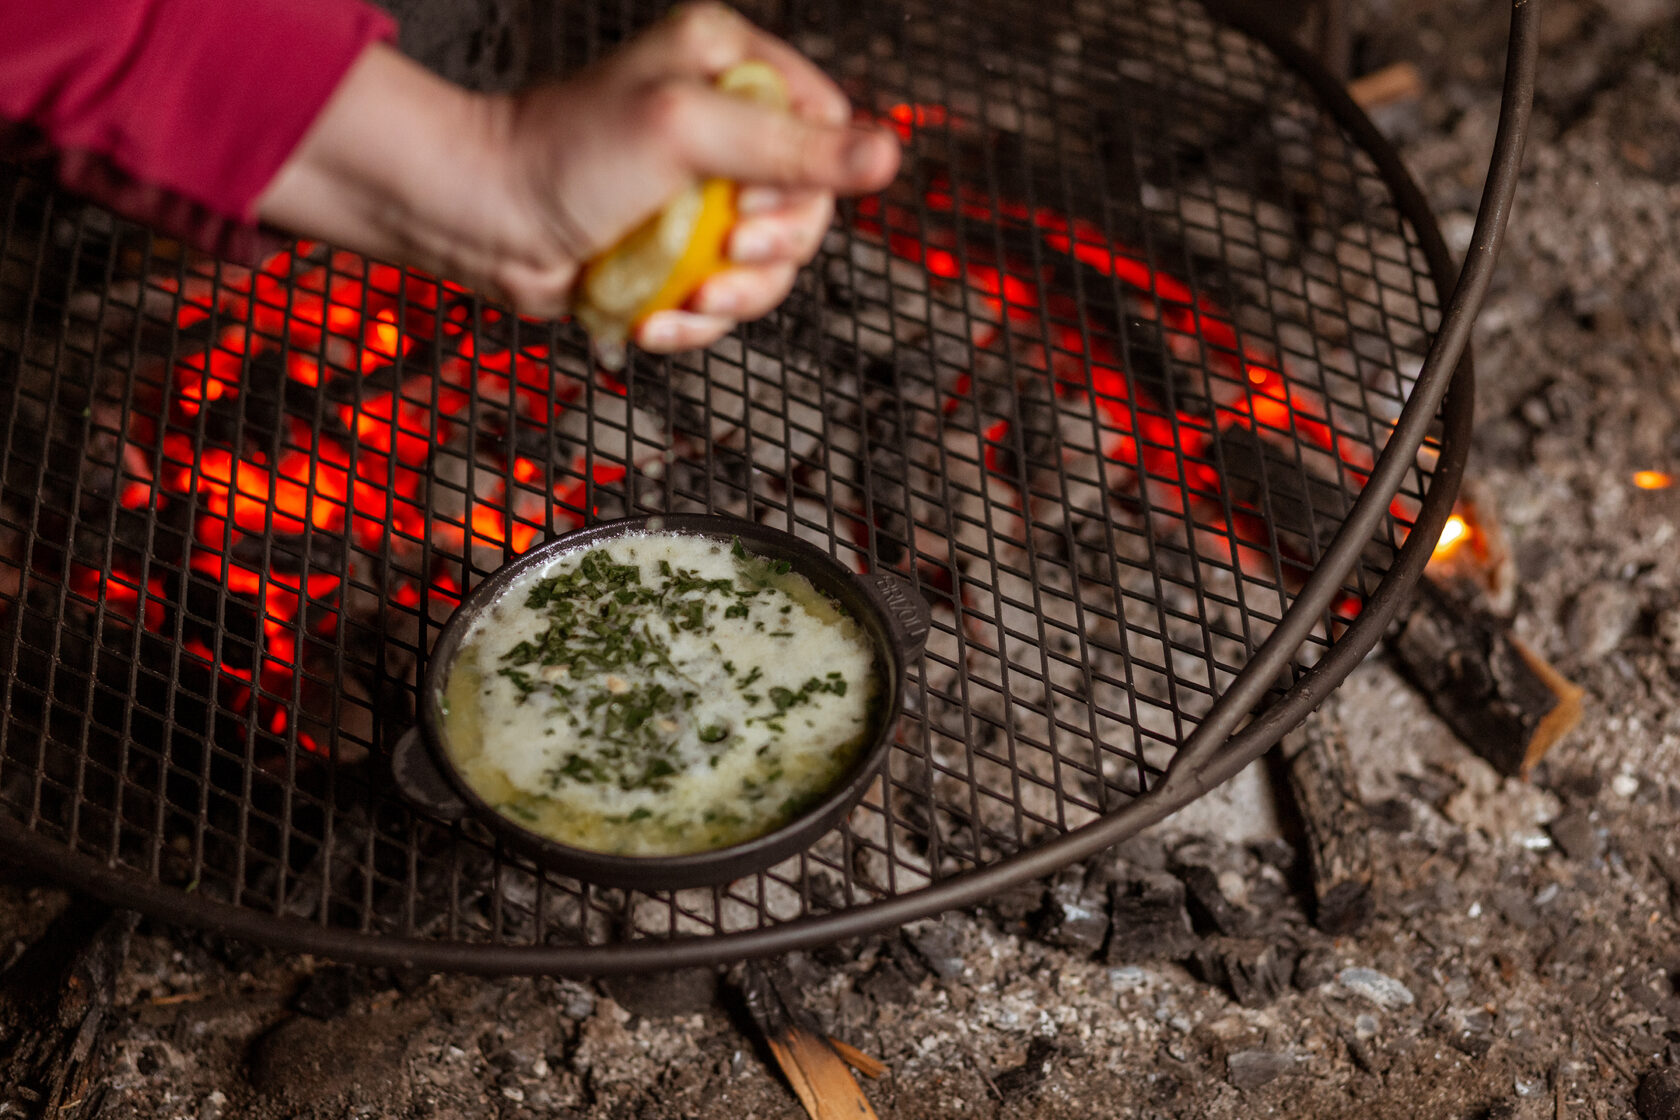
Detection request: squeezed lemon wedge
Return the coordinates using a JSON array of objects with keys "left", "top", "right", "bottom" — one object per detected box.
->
[{"left": 574, "top": 61, "right": 791, "bottom": 366}]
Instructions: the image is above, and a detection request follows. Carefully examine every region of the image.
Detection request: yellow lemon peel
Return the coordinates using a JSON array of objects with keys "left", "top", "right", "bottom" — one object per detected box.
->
[{"left": 574, "top": 61, "right": 791, "bottom": 365}]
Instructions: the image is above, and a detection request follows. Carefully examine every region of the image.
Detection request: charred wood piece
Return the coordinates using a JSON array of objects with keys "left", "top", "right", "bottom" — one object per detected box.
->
[
  {"left": 1175, "top": 863, "right": 1253, "bottom": 938},
  {"left": 1385, "top": 577, "right": 1584, "bottom": 778},
  {"left": 1188, "top": 938, "right": 1300, "bottom": 1008},
  {"left": 1107, "top": 872, "right": 1199, "bottom": 964},
  {"left": 733, "top": 960, "right": 882, "bottom": 1120},
  {"left": 1280, "top": 710, "right": 1375, "bottom": 936},
  {"left": 0, "top": 898, "right": 137, "bottom": 1119},
  {"left": 1037, "top": 866, "right": 1111, "bottom": 955}
]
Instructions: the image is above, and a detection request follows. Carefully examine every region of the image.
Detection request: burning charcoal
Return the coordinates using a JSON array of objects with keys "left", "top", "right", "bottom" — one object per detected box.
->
[
  {"left": 1117, "top": 315, "right": 1209, "bottom": 418},
  {"left": 1209, "top": 423, "right": 1361, "bottom": 567},
  {"left": 1037, "top": 866, "right": 1110, "bottom": 954},
  {"left": 1107, "top": 873, "right": 1198, "bottom": 964},
  {"left": 1636, "top": 1068, "right": 1680, "bottom": 1120},
  {"left": 980, "top": 373, "right": 1060, "bottom": 482},
  {"left": 1188, "top": 939, "right": 1298, "bottom": 1008},
  {"left": 237, "top": 346, "right": 289, "bottom": 426},
  {"left": 239, "top": 528, "right": 347, "bottom": 581},
  {"left": 1226, "top": 1049, "right": 1296, "bottom": 1091}
]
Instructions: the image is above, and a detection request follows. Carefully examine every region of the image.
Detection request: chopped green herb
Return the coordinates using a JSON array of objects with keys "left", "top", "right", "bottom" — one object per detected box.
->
[{"left": 451, "top": 537, "right": 876, "bottom": 855}]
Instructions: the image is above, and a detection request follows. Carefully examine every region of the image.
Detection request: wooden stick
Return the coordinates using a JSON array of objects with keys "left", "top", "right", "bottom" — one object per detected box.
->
[
  {"left": 1512, "top": 635, "right": 1586, "bottom": 769},
  {"left": 1280, "top": 709, "right": 1373, "bottom": 936},
  {"left": 736, "top": 961, "right": 881, "bottom": 1120},
  {"left": 827, "top": 1037, "right": 888, "bottom": 1080},
  {"left": 1348, "top": 62, "right": 1423, "bottom": 110}
]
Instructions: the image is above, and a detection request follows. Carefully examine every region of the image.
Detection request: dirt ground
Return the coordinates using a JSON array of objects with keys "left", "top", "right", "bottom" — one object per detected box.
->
[{"left": 6, "top": 0, "right": 1680, "bottom": 1117}]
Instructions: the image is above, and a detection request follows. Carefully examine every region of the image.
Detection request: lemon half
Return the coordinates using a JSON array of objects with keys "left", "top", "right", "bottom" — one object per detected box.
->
[{"left": 574, "top": 61, "right": 791, "bottom": 364}]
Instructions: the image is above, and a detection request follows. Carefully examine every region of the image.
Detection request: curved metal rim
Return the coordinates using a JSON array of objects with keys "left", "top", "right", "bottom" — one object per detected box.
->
[{"left": 1, "top": 0, "right": 1535, "bottom": 974}]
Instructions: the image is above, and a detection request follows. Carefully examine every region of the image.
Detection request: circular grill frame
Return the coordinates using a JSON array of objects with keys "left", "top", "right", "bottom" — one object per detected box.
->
[{"left": 0, "top": 0, "right": 1536, "bottom": 974}]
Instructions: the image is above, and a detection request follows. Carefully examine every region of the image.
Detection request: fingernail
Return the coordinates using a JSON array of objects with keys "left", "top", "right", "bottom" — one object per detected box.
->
[
  {"left": 737, "top": 187, "right": 786, "bottom": 215},
  {"left": 844, "top": 127, "right": 889, "bottom": 180},
  {"left": 701, "top": 278, "right": 744, "bottom": 316},
  {"left": 730, "top": 224, "right": 777, "bottom": 263}
]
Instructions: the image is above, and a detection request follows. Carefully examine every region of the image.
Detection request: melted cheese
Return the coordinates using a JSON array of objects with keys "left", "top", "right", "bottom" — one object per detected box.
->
[{"left": 439, "top": 532, "right": 879, "bottom": 856}]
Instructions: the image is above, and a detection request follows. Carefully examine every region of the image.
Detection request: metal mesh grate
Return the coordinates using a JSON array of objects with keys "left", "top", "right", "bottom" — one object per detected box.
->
[{"left": 0, "top": 0, "right": 1461, "bottom": 970}]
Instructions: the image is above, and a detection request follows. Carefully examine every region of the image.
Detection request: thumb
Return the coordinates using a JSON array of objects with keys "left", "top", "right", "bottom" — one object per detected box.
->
[{"left": 671, "top": 87, "right": 900, "bottom": 194}]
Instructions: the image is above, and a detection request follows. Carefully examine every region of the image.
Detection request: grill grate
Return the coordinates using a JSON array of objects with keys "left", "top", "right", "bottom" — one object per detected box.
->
[{"left": 0, "top": 0, "right": 1484, "bottom": 972}]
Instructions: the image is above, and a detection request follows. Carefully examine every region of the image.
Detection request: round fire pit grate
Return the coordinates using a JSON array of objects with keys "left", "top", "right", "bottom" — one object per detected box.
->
[{"left": 0, "top": 0, "right": 1533, "bottom": 973}]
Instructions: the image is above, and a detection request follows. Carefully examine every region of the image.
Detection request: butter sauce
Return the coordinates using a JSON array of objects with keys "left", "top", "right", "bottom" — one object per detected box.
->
[{"left": 440, "top": 533, "right": 879, "bottom": 856}]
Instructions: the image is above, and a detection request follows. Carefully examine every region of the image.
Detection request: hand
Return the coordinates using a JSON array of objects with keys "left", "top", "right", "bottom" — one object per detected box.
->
[{"left": 258, "top": 3, "right": 901, "bottom": 354}]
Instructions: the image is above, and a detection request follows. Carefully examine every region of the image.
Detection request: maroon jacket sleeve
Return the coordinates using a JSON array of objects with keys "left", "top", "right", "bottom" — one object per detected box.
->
[{"left": 0, "top": 0, "right": 397, "bottom": 260}]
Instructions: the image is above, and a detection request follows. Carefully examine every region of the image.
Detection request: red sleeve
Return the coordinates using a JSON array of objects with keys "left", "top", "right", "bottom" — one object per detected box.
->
[{"left": 0, "top": 0, "right": 397, "bottom": 260}]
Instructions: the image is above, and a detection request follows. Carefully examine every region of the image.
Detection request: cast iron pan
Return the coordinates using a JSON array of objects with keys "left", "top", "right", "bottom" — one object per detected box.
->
[{"left": 392, "top": 514, "right": 931, "bottom": 891}]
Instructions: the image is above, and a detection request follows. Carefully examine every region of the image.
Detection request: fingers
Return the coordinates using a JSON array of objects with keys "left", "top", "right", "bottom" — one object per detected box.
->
[
  {"left": 616, "top": 3, "right": 755, "bottom": 83},
  {"left": 692, "top": 262, "right": 798, "bottom": 319},
  {"left": 729, "top": 189, "right": 833, "bottom": 264},
  {"left": 667, "top": 88, "right": 900, "bottom": 193},
  {"left": 618, "top": 3, "right": 848, "bottom": 126},
  {"left": 735, "top": 27, "right": 850, "bottom": 126},
  {"left": 636, "top": 309, "right": 736, "bottom": 352},
  {"left": 638, "top": 259, "right": 800, "bottom": 349}
]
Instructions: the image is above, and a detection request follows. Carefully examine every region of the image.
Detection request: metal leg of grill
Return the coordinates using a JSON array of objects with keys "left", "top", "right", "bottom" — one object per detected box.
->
[{"left": 1314, "top": 0, "right": 1351, "bottom": 82}]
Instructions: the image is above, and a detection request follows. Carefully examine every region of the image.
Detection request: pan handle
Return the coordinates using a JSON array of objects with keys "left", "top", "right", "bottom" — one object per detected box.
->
[
  {"left": 863, "top": 571, "right": 931, "bottom": 661},
  {"left": 391, "top": 728, "right": 468, "bottom": 821}
]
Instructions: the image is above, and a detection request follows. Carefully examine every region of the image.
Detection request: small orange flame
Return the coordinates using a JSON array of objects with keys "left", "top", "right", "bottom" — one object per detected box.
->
[
  {"left": 1633, "top": 470, "right": 1672, "bottom": 491},
  {"left": 1431, "top": 514, "right": 1469, "bottom": 563}
]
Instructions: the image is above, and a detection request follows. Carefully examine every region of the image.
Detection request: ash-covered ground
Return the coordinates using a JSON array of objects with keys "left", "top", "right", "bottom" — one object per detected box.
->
[{"left": 6, "top": 1, "right": 1680, "bottom": 1117}]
